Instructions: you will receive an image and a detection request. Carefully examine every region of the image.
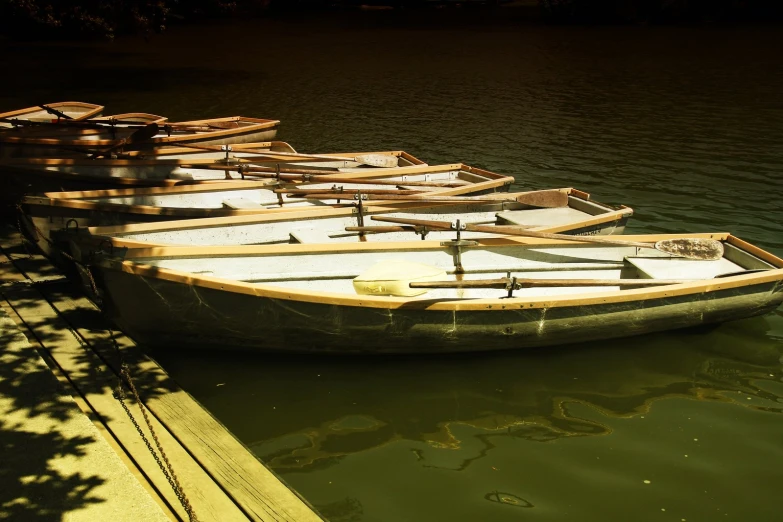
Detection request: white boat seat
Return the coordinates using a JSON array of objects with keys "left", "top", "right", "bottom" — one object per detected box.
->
[
  {"left": 222, "top": 198, "right": 265, "bottom": 209},
  {"left": 289, "top": 228, "right": 333, "bottom": 244},
  {"left": 626, "top": 257, "right": 743, "bottom": 280},
  {"left": 496, "top": 207, "right": 586, "bottom": 227}
]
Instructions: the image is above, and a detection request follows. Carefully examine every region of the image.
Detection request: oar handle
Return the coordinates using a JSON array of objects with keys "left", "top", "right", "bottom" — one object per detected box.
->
[
  {"left": 410, "top": 277, "right": 696, "bottom": 289},
  {"left": 345, "top": 226, "right": 417, "bottom": 233},
  {"left": 281, "top": 188, "right": 427, "bottom": 197},
  {"left": 374, "top": 216, "right": 652, "bottom": 247}
]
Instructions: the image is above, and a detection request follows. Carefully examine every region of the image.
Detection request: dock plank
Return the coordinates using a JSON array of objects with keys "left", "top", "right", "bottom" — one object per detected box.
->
[{"left": 0, "top": 227, "right": 322, "bottom": 522}]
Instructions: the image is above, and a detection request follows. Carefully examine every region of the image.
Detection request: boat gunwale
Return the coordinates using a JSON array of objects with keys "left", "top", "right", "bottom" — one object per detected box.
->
[
  {"left": 0, "top": 141, "right": 294, "bottom": 164},
  {"left": 33, "top": 162, "right": 457, "bottom": 199},
  {"left": 0, "top": 116, "right": 281, "bottom": 146},
  {"left": 0, "top": 101, "right": 104, "bottom": 121},
  {"left": 93, "top": 233, "right": 783, "bottom": 312},
  {"left": 23, "top": 166, "right": 513, "bottom": 217},
  {"left": 1, "top": 150, "right": 425, "bottom": 171},
  {"left": 79, "top": 189, "right": 630, "bottom": 244}
]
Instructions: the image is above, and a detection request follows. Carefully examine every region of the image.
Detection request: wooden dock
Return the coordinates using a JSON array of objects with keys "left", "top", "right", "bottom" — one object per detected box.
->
[{"left": 0, "top": 225, "right": 323, "bottom": 521}]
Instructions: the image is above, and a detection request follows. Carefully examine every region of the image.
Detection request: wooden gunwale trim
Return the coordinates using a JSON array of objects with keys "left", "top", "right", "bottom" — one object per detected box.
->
[
  {"left": 171, "top": 116, "right": 275, "bottom": 125},
  {"left": 0, "top": 119, "right": 280, "bottom": 147},
  {"left": 42, "top": 180, "right": 279, "bottom": 199},
  {"left": 38, "top": 164, "right": 466, "bottom": 200},
  {"left": 570, "top": 188, "right": 590, "bottom": 200},
  {"left": 63, "top": 176, "right": 506, "bottom": 218},
  {"left": 23, "top": 197, "right": 279, "bottom": 217},
  {"left": 534, "top": 207, "right": 633, "bottom": 234},
  {"left": 152, "top": 120, "right": 280, "bottom": 145},
  {"left": 122, "top": 141, "right": 292, "bottom": 156},
  {"left": 0, "top": 164, "right": 236, "bottom": 187},
  {"left": 92, "top": 113, "right": 169, "bottom": 123},
  {"left": 116, "top": 232, "right": 731, "bottom": 258},
  {"left": 0, "top": 102, "right": 104, "bottom": 120},
  {"left": 99, "top": 233, "right": 783, "bottom": 311},
  {"left": 461, "top": 165, "right": 513, "bottom": 182},
  {"left": 0, "top": 142, "right": 281, "bottom": 164},
  {"left": 726, "top": 236, "right": 783, "bottom": 266},
  {"left": 400, "top": 151, "right": 424, "bottom": 164},
  {"left": 82, "top": 188, "right": 609, "bottom": 236}
]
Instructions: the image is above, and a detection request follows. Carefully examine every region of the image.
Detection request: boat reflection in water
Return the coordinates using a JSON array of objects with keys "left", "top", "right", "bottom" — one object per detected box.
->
[{"left": 150, "top": 312, "right": 783, "bottom": 519}]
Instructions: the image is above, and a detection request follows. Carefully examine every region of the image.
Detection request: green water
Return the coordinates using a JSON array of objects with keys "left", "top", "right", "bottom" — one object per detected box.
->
[{"left": 2, "top": 16, "right": 782, "bottom": 521}]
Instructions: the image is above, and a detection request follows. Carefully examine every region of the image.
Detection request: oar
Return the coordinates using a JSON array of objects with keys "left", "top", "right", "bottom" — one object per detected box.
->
[
  {"left": 279, "top": 188, "right": 432, "bottom": 197},
  {"left": 298, "top": 189, "right": 569, "bottom": 208},
  {"left": 198, "top": 166, "right": 469, "bottom": 187},
  {"left": 89, "top": 122, "right": 160, "bottom": 158},
  {"left": 40, "top": 104, "right": 73, "bottom": 120},
  {"left": 172, "top": 142, "right": 399, "bottom": 167},
  {"left": 372, "top": 216, "right": 724, "bottom": 261},
  {"left": 410, "top": 277, "right": 696, "bottom": 290}
]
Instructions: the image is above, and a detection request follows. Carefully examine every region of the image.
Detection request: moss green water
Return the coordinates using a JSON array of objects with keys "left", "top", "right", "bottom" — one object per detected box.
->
[{"left": 2, "top": 16, "right": 782, "bottom": 521}]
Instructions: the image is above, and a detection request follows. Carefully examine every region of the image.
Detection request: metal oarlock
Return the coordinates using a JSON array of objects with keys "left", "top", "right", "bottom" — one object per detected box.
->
[{"left": 440, "top": 219, "right": 478, "bottom": 274}]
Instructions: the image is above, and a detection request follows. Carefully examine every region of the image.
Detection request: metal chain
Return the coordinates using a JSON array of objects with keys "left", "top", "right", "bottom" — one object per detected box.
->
[
  {"left": 113, "top": 355, "right": 199, "bottom": 522},
  {"left": 13, "top": 208, "right": 198, "bottom": 521}
]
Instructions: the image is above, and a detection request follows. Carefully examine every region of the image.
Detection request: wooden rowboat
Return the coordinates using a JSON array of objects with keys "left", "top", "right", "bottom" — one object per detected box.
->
[
  {"left": 0, "top": 116, "right": 280, "bottom": 157},
  {"left": 0, "top": 102, "right": 104, "bottom": 128},
  {"left": 23, "top": 163, "right": 514, "bottom": 254},
  {"left": 0, "top": 146, "right": 424, "bottom": 193},
  {"left": 90, "top": 233, "right": 783, "bottom": 354},
  {"left": 63, "top": 188, "right": 630, "bottom": 254}
]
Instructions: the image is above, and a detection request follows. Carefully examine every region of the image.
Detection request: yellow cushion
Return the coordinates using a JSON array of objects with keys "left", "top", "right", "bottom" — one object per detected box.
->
[{"left": 353, "top": 260, "right": 446, "bottom": 297}]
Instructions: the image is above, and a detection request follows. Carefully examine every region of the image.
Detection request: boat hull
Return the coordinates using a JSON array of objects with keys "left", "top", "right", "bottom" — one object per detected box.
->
[{"left": 96, "top": 268, "right": 783, "bottom": 355}]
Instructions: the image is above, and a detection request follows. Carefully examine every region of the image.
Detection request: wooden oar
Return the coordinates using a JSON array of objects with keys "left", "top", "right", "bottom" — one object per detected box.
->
[
  {"left": 410, "top": 277, "right": 696, "bottom": 290},
  {"left": 89, "top": 122, "right": 160, "bottom": 158},
  {"left": 231, "top": 168, "right": 468, "bottom": 187},
  {"left": 40, "top": 104, "right": 73, "bottom": 120},
  {"left": 299, "top": 190, "right": 569, "bottom": 208},
  {"left": 279, "top": 188, "right": 432, "bottom": 197},
  {"left": 373, "top": 216, "right": 724, "bottom": 261},
  {"left": 172, "top": 142, "right": 399, "bottom": 167}
]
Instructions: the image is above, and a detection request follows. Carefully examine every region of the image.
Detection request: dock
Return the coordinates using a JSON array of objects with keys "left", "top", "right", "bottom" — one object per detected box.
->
[{"left": 0, "top": 225, "right": 323, "bottom": 521}]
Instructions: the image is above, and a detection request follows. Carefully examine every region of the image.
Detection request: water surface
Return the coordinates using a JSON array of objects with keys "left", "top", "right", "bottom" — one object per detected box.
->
[{"left": 2, "top": 17, "right": 782, "bottom": 521}]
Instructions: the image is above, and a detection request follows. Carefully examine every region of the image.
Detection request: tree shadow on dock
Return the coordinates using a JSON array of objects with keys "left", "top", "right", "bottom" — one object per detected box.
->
[
  {"left": 0, "top": 314, "right": 106, "bottom": 520},
  {"left": 0, "top": 227, "right": 180, "bottom": 520}
]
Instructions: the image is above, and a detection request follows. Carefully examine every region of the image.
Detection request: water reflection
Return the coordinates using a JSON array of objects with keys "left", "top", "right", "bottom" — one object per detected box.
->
[{"left": 152, "top": 315, "right": 783, "bottom": 477}]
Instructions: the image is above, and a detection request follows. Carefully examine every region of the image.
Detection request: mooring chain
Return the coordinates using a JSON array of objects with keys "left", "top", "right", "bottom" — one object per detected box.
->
[
  {"left": 14, "top": 207, "right": 198, "bottom": 521},
  {"left": 114, "top": 363, "right": 199, "bottom": 522}
]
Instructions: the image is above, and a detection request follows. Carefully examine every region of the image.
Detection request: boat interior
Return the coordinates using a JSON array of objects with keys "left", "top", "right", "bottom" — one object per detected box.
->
[
  {"left": 111, "top": 235, "right": 779, "bottom": 301},
  {"left": 95, "top": 193, "right": 625, "bottom": 246}
]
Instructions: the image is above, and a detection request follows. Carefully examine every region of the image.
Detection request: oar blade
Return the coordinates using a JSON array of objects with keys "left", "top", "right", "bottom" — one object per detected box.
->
[
  {"left": 654, "top": 238, "right": 724, "bottom": 261},
  {"left": 515, "top": 190, "right": 569, "bottom": 208},
  {"left": 354, "top": 154, "right": 399, "bottom": 168}
]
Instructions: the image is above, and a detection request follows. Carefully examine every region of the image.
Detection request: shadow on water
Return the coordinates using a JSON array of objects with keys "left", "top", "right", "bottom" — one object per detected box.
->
[{"left": 0, "top": 233, "right": 179, "bottom": 519}]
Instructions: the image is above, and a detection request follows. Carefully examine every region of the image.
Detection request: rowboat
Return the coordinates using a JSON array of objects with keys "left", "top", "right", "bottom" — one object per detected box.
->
[
  {"left": 23, "top": 163, "right": 514, "bottom": 254},
  {"left": 0, "top": 145, "right": 424, "bottom": 192},
  {"left": 89, "top": 232, "right": 783, "bottom": 354},
  {"left": 0, "top": 116, "right": 280, "bottom": 157},
  {"left": 0, "top": 102, "right": 104, "bottom": 128},
  {"left": 64, "top": 187, "right": 629, "bottom": 253}
]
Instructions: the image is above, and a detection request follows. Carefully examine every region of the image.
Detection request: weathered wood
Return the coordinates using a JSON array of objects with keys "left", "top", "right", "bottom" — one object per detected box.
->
[
  {"left": 0, "top": 229, "right": 323, "bottom": 521},
  {"left": 373, "top": 216, "right": 724, "bottom": 260}
]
